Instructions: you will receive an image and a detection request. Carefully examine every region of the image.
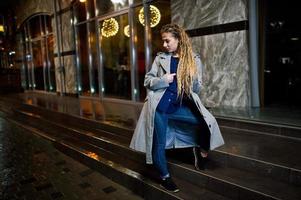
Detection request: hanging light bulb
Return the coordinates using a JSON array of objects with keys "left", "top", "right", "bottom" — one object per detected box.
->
[
  {"left": 139, "top": 5, "right": 161, "bottom": 28},
  {"left": 101, "top": 18, "right": 119, "bottom": 38}
]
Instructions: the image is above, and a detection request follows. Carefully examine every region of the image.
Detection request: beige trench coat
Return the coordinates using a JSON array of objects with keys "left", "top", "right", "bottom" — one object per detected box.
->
[{"left": 130, "top": 52, "right": 225, "bottom": 164}]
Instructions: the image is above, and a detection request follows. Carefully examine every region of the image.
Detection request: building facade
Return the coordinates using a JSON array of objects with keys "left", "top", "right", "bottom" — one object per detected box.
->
[{"left": 12, "top": 0, "right": 301, "bottom": 108}]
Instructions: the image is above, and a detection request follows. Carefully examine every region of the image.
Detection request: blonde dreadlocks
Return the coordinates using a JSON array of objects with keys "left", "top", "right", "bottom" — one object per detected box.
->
[{"left": 160, "top": 24, "right": 197, "bottom": 98}]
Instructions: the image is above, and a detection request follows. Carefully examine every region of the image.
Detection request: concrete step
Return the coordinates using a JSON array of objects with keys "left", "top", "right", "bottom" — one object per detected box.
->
[
  {"left": 17, "top": 104, "right": 301, "bottom": 186},
  {"left": 11, "top": 108, "right": 301, "bottom": 200},
  {"left": 217, "top": 117, "right": 301, "bottom": 140},
  {"left": 7, "top": 115, "right": 230, "bottom": 200}
]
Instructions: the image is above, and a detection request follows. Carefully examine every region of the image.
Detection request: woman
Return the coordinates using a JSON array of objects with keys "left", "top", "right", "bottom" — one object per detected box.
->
[{"left": 130, "top": 23, "right": 224, "bottom": 193}]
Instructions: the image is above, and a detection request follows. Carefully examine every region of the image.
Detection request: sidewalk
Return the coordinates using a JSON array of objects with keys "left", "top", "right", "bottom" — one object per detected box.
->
[{"left": 0, "top": 112, "right": 142, "bottom": 200}]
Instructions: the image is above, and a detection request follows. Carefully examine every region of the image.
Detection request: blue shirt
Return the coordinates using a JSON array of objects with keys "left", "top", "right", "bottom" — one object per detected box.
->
[{"left": 157, "top": 56, "right": 180, "bottom": 113}]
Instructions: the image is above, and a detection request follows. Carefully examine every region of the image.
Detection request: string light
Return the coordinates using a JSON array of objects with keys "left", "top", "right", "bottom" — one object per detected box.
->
[
  {"left": 139, "top": 5, "right": 161, "bottom": 28},
  {"left": 124, "top": 25, "right": 130, "bottom": 37},
  {"left": 101, "top": 18, "right": 119, "bottom": 38}
]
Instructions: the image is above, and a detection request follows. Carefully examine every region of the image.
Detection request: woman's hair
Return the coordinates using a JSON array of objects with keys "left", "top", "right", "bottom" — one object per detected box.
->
[{"left": 160, "top": 23, "right": 197, "bottom": 97}]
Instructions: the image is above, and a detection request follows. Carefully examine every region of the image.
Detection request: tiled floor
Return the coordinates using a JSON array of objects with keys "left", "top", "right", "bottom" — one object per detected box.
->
[{"left": 0, "top": 114, "right": 142, "bottom": 200}]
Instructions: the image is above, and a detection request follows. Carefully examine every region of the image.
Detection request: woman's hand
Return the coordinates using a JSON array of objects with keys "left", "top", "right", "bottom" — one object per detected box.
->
[{"left": 164, "top": 73, "right": 176, "bottom": 83}]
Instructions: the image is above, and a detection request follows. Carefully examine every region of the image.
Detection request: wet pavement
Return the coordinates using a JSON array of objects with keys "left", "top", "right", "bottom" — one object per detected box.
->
[{"left": 0, "top": 112, "right": 142, "bottom": 200}]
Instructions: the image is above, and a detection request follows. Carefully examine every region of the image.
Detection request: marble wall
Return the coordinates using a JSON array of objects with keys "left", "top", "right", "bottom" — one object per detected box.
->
[
  {"left": 54, "top": 53, "right": 77, "bottom": 94},
  {"left": 53, "top": 10, "right": 77, "bottom": 94},
  {"left": 171, "top": 0, "right": 250, "bottom": 107},
  {"left": 64, "top": 55, "right": 77, "bottom": 94},
  {"left": 171, "top": 0, "right": 248, "bottom": 28}
]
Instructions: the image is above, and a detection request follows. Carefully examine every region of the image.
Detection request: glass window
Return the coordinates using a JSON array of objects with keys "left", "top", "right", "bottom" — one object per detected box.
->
[
  {"left": 88, "top": 21, "right": 99, "bottom": 95},
  {"left": 135, "top": 1, "right": 171, "bottom": 101},
  {"left": 45, "top": 15, "right": 52, "bottom": 34},
  {"left": 74, "top": 1, "right": 87, "bottom": 23},
  {"left": 20, "top": 14, "right": 54, "bottom": 91},
  {"left": 76, "top": 23, "right": 90, "bottom": 95},
  {"left": 19, "top": 32, "right": 29, "bottom": 89},
  {"left": 99, "top": 13, "right": 131, "bottom": 99},
  {"left": 31, "top": 40, "right": 44, "bottom": 90},
  {"left": 149, "top": 1, "right": 171, "bottom": 58},
  {"left": 47, "top": 35, "right": 56, "bottom": 91},
  {"left": 29, "top": 15, "right": 42, "bottom": 39},
  {"left": 134, "top": 5, "right": 146, "bottom": 100},
  {"left": 96, "top": 0, "right": 129, "bottom": 16},
  {"left": 87, "top": 0, "right": 95, "bottom": 19}
]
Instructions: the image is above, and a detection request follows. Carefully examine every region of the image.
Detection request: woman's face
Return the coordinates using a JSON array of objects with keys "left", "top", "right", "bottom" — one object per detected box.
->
[{"left": 161, "top": 32, "right": 179, "bottom": 54}]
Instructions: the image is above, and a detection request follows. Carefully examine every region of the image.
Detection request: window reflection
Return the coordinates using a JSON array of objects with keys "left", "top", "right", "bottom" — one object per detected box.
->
[{"left": 100, "top": 14, "right": 131, "bottom": 99}]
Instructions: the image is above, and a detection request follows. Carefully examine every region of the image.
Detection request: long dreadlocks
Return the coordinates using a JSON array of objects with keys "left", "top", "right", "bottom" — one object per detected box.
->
[{"left": 160, "top": 23, "right": 197, "bottom": 98}]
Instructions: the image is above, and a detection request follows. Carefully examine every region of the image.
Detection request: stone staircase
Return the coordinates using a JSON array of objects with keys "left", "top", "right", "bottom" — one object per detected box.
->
[{"left": 1, "top": 97, "right": 301, "bottom": 200}]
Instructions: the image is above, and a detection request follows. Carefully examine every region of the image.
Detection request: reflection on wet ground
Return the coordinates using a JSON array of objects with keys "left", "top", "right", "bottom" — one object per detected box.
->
[
  {"left": 21, "top": 93, "right": 143, "bottom": 129},
  {"left": 6, "top": 92, "right": 301, "bottom": 128}
]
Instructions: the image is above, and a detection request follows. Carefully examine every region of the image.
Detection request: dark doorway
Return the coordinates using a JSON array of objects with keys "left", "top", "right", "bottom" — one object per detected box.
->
[{"left": 261, "top": 0, "right": 301, "bottom": 107}]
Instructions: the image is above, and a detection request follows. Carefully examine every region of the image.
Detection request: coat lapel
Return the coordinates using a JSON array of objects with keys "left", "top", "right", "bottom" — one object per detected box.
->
[{"left": 159, "top": 54, "right": 171, "bottom": 74}]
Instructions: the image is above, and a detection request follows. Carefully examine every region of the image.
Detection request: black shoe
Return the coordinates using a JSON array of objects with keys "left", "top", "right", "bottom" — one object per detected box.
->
[
  {"left": 160, "top": 177, "right": 179, "bottom": 193},
  {"left": 193, "top": 147, "right": 207, "bottom": 170}
]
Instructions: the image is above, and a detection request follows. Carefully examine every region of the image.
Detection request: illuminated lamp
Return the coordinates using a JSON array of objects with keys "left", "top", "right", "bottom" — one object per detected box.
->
[
  {"left": 139, "top": 5, "right": 161, "bottom": 28},
  {"left": 124, "top": 25, "right": 130, "bottom": 37},
  {"left": 101, "top": 18, "right": 119, "bottom": 38},
  {"left": 0, "top": 25, "right": 4, "bottom": 32}
]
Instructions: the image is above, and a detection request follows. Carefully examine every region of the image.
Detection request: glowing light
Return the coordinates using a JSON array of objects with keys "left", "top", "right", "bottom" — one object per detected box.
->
[
  {"left": 101, "top": 18, "right": 119, "bottom": 38},
  {"left": 0, "top": 25, "right": 4, "bottom": 32},
  {"left": 79, "top": 0, "right": 86, "bottom": 3},
  {"left": 139, "top": 5, "right": 161, "bottom": 28},
  {"left": 111, "top": 0, "right": 123, "bottom": 3},
  {"left": 86, "top": 152, "right": 99, "bottom": 160},
  {"left": 124, "top": 25, "right": 130, "bottom": 37}
]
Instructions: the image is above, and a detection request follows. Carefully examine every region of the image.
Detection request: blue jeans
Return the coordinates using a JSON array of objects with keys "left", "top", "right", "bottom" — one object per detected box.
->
[{"left": 152, "top": 104, "right": 209, "bottom": 178}]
